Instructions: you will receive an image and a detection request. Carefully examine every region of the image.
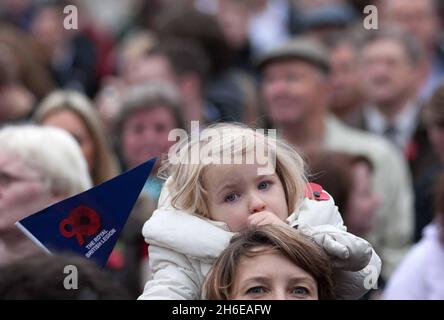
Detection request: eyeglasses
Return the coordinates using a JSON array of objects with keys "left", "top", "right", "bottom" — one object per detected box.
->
[{"left": 0, "top": 171, "right": 40, "bottom": 187}]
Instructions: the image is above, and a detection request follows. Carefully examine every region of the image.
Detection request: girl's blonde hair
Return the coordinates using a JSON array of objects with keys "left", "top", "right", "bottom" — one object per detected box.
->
[
  {"left": 202, "top": 225, "right": 335, "bottom": 300},
  {"left": 34, "top": 90, "right": 120, "bottom": 186},
  {"left": 159, "top": 122, "right": 307, "bottom": 217}
]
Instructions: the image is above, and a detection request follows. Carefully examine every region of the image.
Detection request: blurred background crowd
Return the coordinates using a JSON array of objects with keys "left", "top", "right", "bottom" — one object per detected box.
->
[{"left": 1, "top": 0, "right": 444, "bottom": 299}]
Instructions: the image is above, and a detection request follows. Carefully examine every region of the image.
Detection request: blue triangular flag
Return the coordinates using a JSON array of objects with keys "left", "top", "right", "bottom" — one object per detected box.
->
[{"left": 16, "top": 157, "right": 157, "bottom": 267}]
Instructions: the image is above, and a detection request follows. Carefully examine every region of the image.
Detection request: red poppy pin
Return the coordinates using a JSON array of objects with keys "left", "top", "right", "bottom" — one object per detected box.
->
[
  {"left": 405, "top": 140, "right": 418, "bottom": 162},
  {"left": 305, "top": 182, "right": 330, "bottom": 201},
  {"left": 59, "top": 206, "right": 101, "bottom": 246}
]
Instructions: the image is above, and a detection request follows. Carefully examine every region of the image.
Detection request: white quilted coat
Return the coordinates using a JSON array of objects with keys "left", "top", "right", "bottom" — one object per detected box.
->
[{"left": 138, "top": 178, "right": 382, "bottom": 300}]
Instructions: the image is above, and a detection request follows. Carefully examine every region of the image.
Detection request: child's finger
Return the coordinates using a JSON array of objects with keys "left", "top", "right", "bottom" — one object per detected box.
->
[
  {"left": 255, "top": 217, "right": 271, "bottom": 227},
  {"left": 248, "top": 212, "right": 287, "bottom": 228},
  {"left": 248, "top": 211, "right": 276, "bottom": 227},
  {"left": 247, "top": 212, "right": 264, "bottom": 224},
  {"left": 247, "top": 213, "right": 267, "bottom": 227}
]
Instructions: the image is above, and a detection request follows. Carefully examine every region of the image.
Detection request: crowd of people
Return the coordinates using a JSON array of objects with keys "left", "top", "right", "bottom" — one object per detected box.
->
[{"left": 1, "top": 0, "right": 444, "bottom": 300}]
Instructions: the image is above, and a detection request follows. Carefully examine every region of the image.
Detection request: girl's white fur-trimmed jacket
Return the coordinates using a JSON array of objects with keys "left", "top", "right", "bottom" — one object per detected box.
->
[{"left": 138, "top": 178, "right": 382, "bottom": 300}]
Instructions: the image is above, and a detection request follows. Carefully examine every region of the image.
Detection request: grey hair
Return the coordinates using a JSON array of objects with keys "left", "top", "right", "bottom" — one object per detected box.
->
[
  {"left": 0, "top": 125, "right": 92, "bottom": 196},
  {"left": 357, "top": 27, "right": 425, "bottom": 65},
  {"left": 116, "top": 81, "right": 185, "bottom": 138}
]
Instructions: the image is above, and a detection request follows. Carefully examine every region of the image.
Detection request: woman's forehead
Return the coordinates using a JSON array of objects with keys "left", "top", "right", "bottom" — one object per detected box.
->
[
  {"left": 203, "top": 164, "right": 277, "bottom": 187},
  {"left": 0, "top": 151, "right": 29, "bottom": 173}
]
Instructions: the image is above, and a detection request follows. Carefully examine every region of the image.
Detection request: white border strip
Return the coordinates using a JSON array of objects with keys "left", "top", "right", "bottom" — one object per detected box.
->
[{"left": 15, "top": 222, "right": 52, "bottom": 255}]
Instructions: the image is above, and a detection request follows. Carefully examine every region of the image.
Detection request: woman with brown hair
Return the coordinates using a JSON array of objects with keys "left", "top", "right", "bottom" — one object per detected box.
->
[
  {"left": 0, "top": 24, "right": 55, "bottom": 124},
  {"left": 203, "top": 225, "right": 336, "bottom": 300},
  {"left": 34, "top": 90, "right": 120, "bottom": 186},
  {"left": 308, "top": 151, "right": 380, "bottom": 238}
]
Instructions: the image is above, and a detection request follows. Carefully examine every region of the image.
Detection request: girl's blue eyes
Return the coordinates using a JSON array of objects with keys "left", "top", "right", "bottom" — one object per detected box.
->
[
  {"left": 224, "top": 181, "right": 271, "bottom": 202},
  {"left": 258, "top": 181, "right": 270, "bottom": 190},
  {"left": 224, "top": 193, "right": 239, "bottom": 202}
]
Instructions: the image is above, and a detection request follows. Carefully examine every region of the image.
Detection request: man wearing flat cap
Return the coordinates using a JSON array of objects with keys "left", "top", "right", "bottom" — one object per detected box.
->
[{"left": 257, "top": 37, "right": 414, "bottom": 282}]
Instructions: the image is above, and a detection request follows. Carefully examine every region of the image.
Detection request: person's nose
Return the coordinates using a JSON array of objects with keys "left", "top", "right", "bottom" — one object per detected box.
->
[
  {"left": 249, "top": 192, "right": 266, "bottom": 214},
  {"left": 270, "top": 289, "right": 287, "bottom": 300},
  {"left": 373, "top": 63, "right": 389, "bottom": 79},
  {"left": 142, "top": 127, "right": 158, "bottom": 144},
  {"left": 270, "top": 78, "right": 288, "bottom": 96},
  {"left": 141, "top": 126, "right": 152, "bottom": 138}
]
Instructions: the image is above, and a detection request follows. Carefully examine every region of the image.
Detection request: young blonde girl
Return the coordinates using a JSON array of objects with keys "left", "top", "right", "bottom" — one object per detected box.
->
[{"left": 139, "top": 123, "right": 381, "bottom": 300}]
